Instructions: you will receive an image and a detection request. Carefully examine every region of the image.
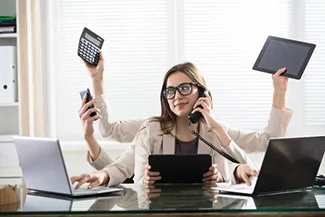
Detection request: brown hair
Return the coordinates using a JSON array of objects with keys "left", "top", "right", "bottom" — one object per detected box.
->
[{"left": 152, "top": 62, "right": 211, "bottom": 135}]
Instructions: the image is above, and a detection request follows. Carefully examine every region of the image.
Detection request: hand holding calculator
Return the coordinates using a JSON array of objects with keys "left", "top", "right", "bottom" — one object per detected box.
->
[{"left": 78, "top": 27, "right": 104, "bottom": 66}]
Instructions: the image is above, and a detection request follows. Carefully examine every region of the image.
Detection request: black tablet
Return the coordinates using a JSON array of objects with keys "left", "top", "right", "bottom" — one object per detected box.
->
[
  {"left": 148, "top": 154, "right": 211, "bottom": 184},
  {"left": 253, "top": 36, "right": 316, "bottom": 80}
]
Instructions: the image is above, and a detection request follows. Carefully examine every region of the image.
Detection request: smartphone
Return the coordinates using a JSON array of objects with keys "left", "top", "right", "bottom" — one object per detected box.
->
[
  {"left": 79, "top": 88, "right": 97, "bottom": 118},
  {"left": 188, "top": 87, "right": 207, "bottom": 124}
]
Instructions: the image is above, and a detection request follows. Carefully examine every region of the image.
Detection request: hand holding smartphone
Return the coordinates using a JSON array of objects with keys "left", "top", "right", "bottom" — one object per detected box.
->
[{"left": 79, "top": 88, "right": 97, "bottom": 119}]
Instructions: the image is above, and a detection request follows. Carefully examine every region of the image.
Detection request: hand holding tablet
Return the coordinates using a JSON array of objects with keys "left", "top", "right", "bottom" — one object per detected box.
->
[{"left": 253, "top": 36, "right": 316, "bottom": 79}]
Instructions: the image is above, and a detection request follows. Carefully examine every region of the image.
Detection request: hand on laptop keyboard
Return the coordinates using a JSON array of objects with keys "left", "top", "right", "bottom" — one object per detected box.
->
[
  {"left": 70, "top": 170, "right": 109, "bottom": 190},
  {"left": 234, "top": 164, "right": 259, "bottom": 186}
]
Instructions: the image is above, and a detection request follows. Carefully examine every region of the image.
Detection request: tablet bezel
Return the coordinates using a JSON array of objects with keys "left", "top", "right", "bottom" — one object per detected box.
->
[
  {"left": 253, "top": 36, "right": 316, "bottom": 80},
  {"left": 148, "top": 154, "right": 212, "bottom": 184}
]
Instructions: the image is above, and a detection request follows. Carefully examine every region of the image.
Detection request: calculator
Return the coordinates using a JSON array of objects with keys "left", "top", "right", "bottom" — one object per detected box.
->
[{"left": 78, "top": 27, "right": 104, "bottom": 66}]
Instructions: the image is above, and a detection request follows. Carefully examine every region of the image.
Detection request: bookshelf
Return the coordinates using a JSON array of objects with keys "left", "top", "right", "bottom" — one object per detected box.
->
[
  {"left": 0, "top": 33, "right": 17, "bottom": 38},
  {"left": 0, "top": 0, "right": 19, "bottom": 140},
  {"left": 0, "top": 0, "right": 23, "bottom": 178}
]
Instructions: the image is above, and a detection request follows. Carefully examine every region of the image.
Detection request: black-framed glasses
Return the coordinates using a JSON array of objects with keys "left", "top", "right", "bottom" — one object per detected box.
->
[{"left": 163, "top": 82, "right": 198, "bottom": 100}]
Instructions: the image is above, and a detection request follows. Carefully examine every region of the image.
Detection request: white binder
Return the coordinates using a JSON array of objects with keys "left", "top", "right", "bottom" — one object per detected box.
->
[{"left": 0, "top": 46, "right": 17, "bottom": 103}]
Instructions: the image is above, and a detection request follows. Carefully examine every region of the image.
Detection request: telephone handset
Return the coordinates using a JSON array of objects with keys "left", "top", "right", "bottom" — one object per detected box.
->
[
  {"left": 188, "top": 87, "right": 207, "bottom": 124},
  {"left": 188, "top": 87, "right": 240, "bottom": 164}
]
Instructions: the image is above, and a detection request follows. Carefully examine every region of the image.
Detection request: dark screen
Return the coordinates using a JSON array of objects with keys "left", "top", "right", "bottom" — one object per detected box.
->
[
  {"left": 257, "top": 39, "right": 311, "bottom": 77},
  {"left": 255, "top": 136, "right": 325, "bottom": 195}
]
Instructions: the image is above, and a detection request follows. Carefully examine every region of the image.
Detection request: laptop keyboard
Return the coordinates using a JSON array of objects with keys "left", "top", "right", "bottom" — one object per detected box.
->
[{"left": 71, "top": 185, "right": 108, "bottom": 193}]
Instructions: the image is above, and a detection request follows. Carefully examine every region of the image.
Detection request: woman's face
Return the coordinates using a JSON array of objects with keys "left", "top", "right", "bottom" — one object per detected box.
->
[{"left": 165, "top": 71, "right": 199, "bottom": 118}]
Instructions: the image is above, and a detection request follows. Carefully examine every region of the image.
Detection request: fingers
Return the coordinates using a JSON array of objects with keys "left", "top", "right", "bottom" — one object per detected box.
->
[
  {"left": 82, "top": 94, "right": 88, "bottom": 106},
  {"left": 202, "top": 166, "right": 223, "bottom": 183},
  {"left": 248, "top": 168, "right": 259, "bottom": 177},
  {"left": 241, "top": 171, "right": 251, "bottom": 186},
  {"left": 74, "top": 174, "right": 94, "bottom": 190},
  {"left": 144, "top": 186, "right": 161, "bottom": 203},
  {"left": 145, "top": 165, "right": 160, "bottom": 177},
  {"left": 83, "top": 99, "right": 97, "bottom": 112},
  {"left": 144, "top": 179, "right": 157, "bottom": 185},
  {"left": 203, "top": 166, "right": 216, "bottom": 177},
  {"left": 73, "top": 172, "right": 104, "bottom": 190},
  {"left": 237, "top": 164, "right": 259, "bottom": 186},
  {"left": 193, "top": 97, "right": 212, "bottom": 110},
  {"left": 145, "top": 187, "right": 162, "bottom": 194},
  {"left": 78, "top": 94, "right": 88, "bottom": 114},
  {"left": 144, "top": 164, "right": 161, "bottom": 186},
  {"left": 80, "top": 107, "right": 100, "bottom": 122},
  {"left": 82, "top": 108, "right": 100, "bottom": 120},
  {"left": 79, "top": 98, "right": 97, "bottom": 118},
  {"left": 97, "top": 51, "right": 105, "bottom": 71},
  {"left": 70, "top": 174, "right": 86, "bottom": 185},
  {"left": 273, "top": 67, "right": 287, "bottom": 77},
  {"left": 145, "top": 173, "right": 161, "bottom": 181},
  {"left": 99, "top": 51, "right": 104, "bottom": 61},
  {"left": 191, "top": 106, "right": 205, "bottom": 116},
  {"left": 88, "top": 178, "right": 102, "bottom": 189}
]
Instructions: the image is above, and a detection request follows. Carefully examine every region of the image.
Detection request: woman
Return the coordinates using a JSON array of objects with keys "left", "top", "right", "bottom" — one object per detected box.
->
[
  {"left": 71, "top": 55, "right": 293, "bottom": 189},
  {"left": 134, "top": 62, "right": 258, "bottom": 186}
]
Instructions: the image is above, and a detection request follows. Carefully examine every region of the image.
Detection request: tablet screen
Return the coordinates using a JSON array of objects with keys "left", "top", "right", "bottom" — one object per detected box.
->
[
  {"left": 149, "top": 154, "right": 211, "bottom": 184},
  {"left": 253, "top": 36, "right": 316, "bottom": 79}
]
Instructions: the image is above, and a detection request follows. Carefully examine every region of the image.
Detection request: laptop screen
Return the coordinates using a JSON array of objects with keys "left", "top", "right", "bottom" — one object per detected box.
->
[
  {"left": 255, "top": 136, "right": 325, "bottom": 195},
  {"left": 14, "top": 136, "right": 72, "bottom": 195}
]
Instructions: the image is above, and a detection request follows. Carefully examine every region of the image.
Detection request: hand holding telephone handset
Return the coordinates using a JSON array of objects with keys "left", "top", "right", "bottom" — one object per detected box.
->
[{"left": 188, "top": 87, "right": 240, "bottom": 164}]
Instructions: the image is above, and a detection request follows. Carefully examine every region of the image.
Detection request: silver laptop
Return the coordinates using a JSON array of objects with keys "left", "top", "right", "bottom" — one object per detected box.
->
[
  {"left": 216, "top": 136, "right": 325, "bottom": 196},
  {"left": 14, "top": 136, "right": 122, "bottom": 197}
]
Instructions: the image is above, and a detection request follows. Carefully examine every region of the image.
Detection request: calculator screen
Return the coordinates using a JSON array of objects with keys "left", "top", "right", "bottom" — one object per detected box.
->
[{"left": 84, "top": 32, "right": 101, "bottom": 47}]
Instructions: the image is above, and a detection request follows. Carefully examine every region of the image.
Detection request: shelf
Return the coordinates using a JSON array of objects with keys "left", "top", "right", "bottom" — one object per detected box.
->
[
  {"left": 0, "top": 33, "right": 17, "bottom": 38},
  {"left": 0, "top": 102, "right": 18, "bottom": 107}
]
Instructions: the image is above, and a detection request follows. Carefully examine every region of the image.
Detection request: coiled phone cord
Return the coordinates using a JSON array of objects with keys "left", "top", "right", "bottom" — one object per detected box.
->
[{"left": 188, "top": 122, "right": 240, "bottom": 164}]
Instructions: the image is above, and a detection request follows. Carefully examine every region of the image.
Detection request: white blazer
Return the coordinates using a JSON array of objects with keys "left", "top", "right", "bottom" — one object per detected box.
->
[
  {"left": 134, "top": 119, "right": 253, "bottom": 185},
  {"left": 88, "top": 95, "right": 293, "bottom": 186}
]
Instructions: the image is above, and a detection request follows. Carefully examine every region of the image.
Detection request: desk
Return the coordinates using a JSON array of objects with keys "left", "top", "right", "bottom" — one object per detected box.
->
[{"left": 1, "top": 178, "right": 325, "bottom": 217}]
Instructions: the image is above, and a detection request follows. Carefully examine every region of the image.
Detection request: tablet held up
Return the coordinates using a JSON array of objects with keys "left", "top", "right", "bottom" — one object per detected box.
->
[{"left": 253, "top": 36, "right": 316, "bottom": 80}]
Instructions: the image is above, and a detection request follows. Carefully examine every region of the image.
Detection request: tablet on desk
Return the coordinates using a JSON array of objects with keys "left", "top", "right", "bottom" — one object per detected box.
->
[
  {"left": 148, "top": 154, "right": 211, "bottom": 184},
  {"left": 253, "top": 36, "right": 316, "bottom": 79}
]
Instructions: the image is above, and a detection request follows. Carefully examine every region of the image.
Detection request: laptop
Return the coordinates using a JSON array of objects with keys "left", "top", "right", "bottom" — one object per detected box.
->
[
  {"left": 215, "top": 136, "right": 325, "bottom": 196},
  {"left": 14, "top": 136, "right": 122, "bottom": 197}
]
